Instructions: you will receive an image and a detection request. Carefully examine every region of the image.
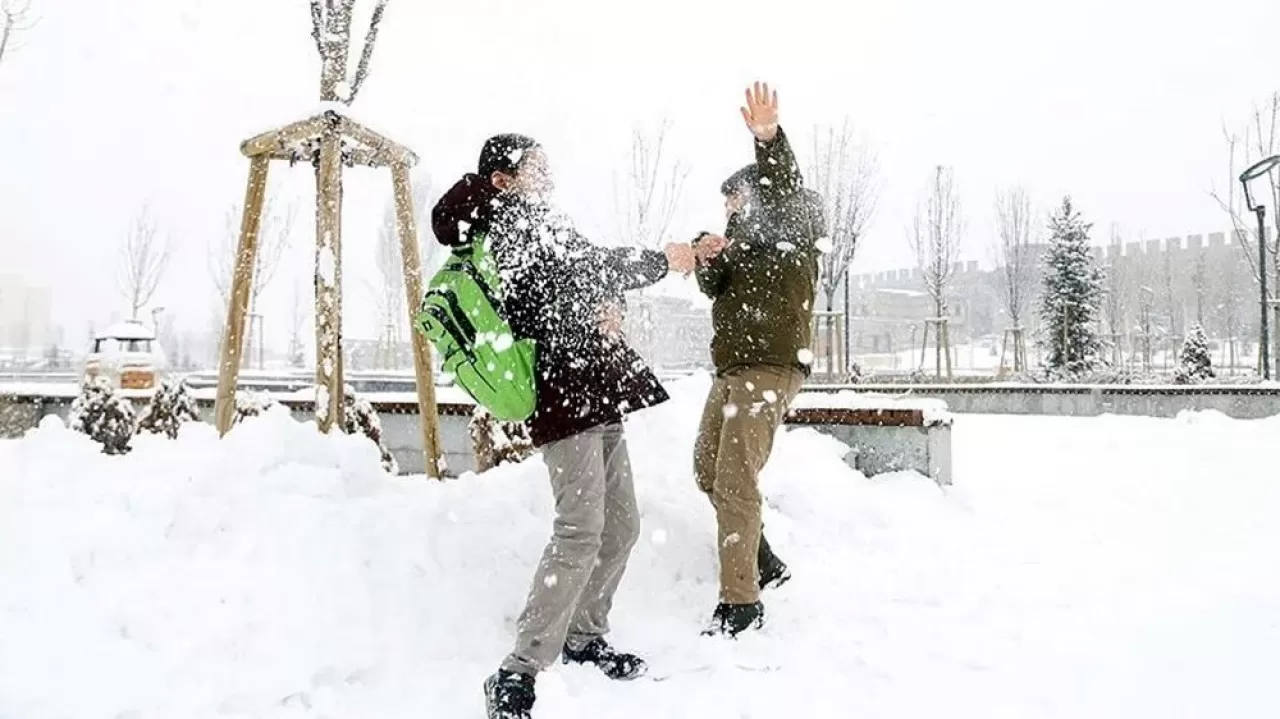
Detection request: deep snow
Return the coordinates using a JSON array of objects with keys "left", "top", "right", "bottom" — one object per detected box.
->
[{"left": 2, "top": 374, "right": 1279, "bottom": 718}]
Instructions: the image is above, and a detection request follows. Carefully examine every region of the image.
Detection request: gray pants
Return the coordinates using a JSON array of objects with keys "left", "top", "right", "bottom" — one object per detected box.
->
[{"left": 501, "top": 423, "right": 641, "bottom": 676}]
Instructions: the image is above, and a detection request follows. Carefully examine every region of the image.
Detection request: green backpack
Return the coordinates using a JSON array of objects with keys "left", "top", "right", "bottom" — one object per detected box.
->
[{"left": 414, "top": 236, "right": 538, "bottom": 422}]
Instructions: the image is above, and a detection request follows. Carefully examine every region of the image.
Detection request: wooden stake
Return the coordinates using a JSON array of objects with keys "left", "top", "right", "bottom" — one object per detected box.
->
[
  {"left": 391, "top": 163, "right": 445, "bottom": 478},
  {"left": 314, "top": 121, "right": 344, "bottom": 432},
  {"left": 214, "top": 156, "right": 270, "bottom": 436}
]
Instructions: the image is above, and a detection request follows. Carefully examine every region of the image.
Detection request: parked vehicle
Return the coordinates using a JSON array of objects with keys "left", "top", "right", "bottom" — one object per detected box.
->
[{"left": 83, "top": 320, "right": 167, "bottom": 390}]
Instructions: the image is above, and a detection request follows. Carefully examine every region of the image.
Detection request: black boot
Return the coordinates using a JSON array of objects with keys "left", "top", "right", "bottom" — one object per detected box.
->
[
  {"left": 701, "top": 601, "right": 765, "bottom": 638},
  {"left": 562, "top": 637, "right": 648, "bottom": 680},
  {"left": 758, "top": 533, "right": 792, "bottom": 591},
  {"left": 484, "top": 669, "right": 535, "bottom": 719}
]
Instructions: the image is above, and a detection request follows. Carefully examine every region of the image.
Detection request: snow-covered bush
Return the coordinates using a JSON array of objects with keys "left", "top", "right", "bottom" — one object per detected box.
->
[
  {"left": 232, "top": 390, "right": 278, "bottom": 426},
  {"left": 68, "top": 376, "right": 136, "bottom": 455},
  {"left": 469, "top": 406, "right": 534, "bottom": 473},
  {"left": 1175, "top": 324, "right": 1215, "bottom": 385},
  {"left": 136, "top": 376, "right": 201, "bottom": 439},
  {"left": 341, "top": 386, "right": 398, "bottom": 474}
]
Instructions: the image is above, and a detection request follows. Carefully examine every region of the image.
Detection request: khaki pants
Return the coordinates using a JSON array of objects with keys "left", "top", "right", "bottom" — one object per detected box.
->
[
  {"left": 694, "top": 365, "right": 804, "bottom": 604},
  {"left": 501, "top": 423, "right": 640, "bottom": 675}
]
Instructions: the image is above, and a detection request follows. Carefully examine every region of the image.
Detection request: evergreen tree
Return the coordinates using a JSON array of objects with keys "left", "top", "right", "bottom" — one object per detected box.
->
[
  {"left": 1175, "top": 323, "right": 1214, "bottom": 384},
  {"left": 1039, "top": 196, "right": 1105, "bottom": 376}
]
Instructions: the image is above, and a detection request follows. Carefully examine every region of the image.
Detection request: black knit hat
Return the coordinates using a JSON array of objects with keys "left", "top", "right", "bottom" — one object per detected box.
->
[
  {"left": 721, "top": 163, "right": 759, "bottom": 196},
  {"left": 478, "top": 134, "right": 541, "bottom": 178}
]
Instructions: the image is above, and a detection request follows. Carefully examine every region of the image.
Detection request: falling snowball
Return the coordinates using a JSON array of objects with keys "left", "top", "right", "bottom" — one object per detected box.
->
[
  {"left": 543, "top": 574, "right": 559, "bottom": 588},
  {"left": 722, "top": 403, "right": 740, "bottom": 419},
  {"left": 493, "top": 333, "right": 515, "bottom": 352},
  {"left": 650, "top": 529, "right": 668, "bottom": 546},
  {"left": 797, "top": 348, "right": 815, "bottom": 365},
  {"left": 815, "top": 236, "right": 834, "bottom": 253},
  {"left": 763, "top": 390, "right": 778, "bottom": 404}
]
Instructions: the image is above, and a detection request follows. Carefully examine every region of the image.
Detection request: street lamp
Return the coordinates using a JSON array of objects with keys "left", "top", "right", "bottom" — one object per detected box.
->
[{"left": 1239, "top": 154, "right": 1280, "bottom": 380}]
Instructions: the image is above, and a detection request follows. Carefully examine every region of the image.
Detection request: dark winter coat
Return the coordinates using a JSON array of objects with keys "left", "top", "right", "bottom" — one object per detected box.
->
[
  {"left": 694, "top": 127, "right": 824, "bottom": 376},
  {"left": 431, "top": 175, "right": 671, "bottom": 447}
]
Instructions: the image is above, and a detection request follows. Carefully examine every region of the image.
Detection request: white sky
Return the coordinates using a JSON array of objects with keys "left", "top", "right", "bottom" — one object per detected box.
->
[{"left": 1, "top": 0, "right": 1279, "bottom": 345}]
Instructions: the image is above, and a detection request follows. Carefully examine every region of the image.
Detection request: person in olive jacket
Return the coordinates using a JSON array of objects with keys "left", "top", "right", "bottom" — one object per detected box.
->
[
  {"left": 431, "top": 134, "right": 697, "bottom": 719},
  {"left": 691, "top": 82, "right": 825, "bottom": 638}
]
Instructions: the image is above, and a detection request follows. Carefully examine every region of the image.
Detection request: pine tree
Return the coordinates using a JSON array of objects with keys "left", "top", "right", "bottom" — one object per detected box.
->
[
  {"left": 1175, "top": 323, "right": 1214, "bottom": 384},
  {"left": 69, "top": 377, "right": 136, "bottom": 455},
  {"left": 1039, "top": 196, "right": 1105, "bottom": 377},
  {"left": 137, "top": 376, "right": 201, "bottom": 439}
]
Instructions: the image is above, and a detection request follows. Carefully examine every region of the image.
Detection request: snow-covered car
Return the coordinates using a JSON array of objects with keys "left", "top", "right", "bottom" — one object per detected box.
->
[{"left": 83, "top": 320, "right": 167, "bottom": 391}]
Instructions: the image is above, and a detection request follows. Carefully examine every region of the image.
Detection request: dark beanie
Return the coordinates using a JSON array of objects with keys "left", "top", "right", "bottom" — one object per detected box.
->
[
  {"left": 478, "top": 134, "right": 541, "bottom": 177},
  {"left": 721, "top": 164, "right": 759, "bottom": 196}
]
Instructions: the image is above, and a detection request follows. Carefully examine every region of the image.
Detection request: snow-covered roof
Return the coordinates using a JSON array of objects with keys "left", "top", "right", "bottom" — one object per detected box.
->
[{"left": 94, "top": 321, "right": 156, "bottom": 341}]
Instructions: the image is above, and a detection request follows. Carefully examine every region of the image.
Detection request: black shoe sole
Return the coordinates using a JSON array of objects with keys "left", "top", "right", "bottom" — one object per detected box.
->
[
  {"left": 483, "top": 675, "right": 531, "bottom": 719},
  {"left": 759, "top": 566, "right": 792, "bottom": 591}
]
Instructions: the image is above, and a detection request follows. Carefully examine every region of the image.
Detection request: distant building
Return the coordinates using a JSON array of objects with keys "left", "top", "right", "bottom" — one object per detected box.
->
[{"left": 0, "top": 274, "right": 54, "bottom": 365}]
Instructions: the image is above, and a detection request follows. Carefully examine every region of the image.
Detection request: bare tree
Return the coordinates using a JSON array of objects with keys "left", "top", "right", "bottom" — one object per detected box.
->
[
  {"left": 991, "top": 186, "right": 1037, "bottom": 371},
  {"left": 117, "top": 205, "right": 172, "bottom": 320},
  {"left": 310, "top": 0, "right": 389, "bottom": 103},
  {"left": 809, "top": 120, "right": 880, "bottom": 311},
  {"left": 613, "top": 119, "right": 689, "bottom": 251},
  {"left": 1102, "top": 224, "right": 1132, "bottom": 367},
  {"left": 288, "top": 272, "right": 310, "bottom": 368},
  {"left": 366, "top": 171, "right": 436, "bottom": 369},
  {"left": 209, "top": 193, "right": 296, "bottom": 368},
  {"left": 907, "top": 165, "right": 964, "bottom": 376},
  {"left": 1210, "top": 92, "right": 1280, "bottom": 374},
  {"left": 0, "top": 0, "right": 36, "bottom": 71}
]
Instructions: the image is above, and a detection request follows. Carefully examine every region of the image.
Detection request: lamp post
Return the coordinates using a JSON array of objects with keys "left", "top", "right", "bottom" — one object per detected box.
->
[{"left": 1240, "top": 154, "right": 1280, "bottom": 380}]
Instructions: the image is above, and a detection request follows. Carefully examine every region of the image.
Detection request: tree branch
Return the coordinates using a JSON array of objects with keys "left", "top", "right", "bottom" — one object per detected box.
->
[
  {"left": 309, "top": 0, "right": 326, "bottom": 59},
  {"left": 348, "top": 0, "right": 389, "bottom": 103}
]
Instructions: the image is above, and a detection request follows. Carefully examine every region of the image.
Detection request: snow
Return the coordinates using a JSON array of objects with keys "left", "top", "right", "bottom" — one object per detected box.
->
[
  {"left": 2, "top": 376, "right": 1280, "bottom": 718},
  {"left": 94, "top": 320, "right": 156, "bottom": 341},
  {"left": 790, "top": 389, "right": 953, "bottom": 426},
  {"left": 317, "top": 246, "right": 336, "bottom": 286}
]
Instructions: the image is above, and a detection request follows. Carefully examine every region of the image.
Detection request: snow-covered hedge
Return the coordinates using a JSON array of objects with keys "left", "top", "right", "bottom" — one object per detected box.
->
[
  {"left": 469, "top": 406, "right": 533, "bottom": 472},
  {"left": 341, "top": 386, "right": 398, "bottom": 474},
  {"left": 136, "top": 377, "right": 201, "bottom": 439},
  {"left": 68, "top": 377, "right": 136, "bottom": 455}
]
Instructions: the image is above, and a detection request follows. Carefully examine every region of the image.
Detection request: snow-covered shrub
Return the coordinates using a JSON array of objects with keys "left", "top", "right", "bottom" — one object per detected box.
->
[
  {"left": 68, "top": 376, "right": 136, "bottom": 455},
  {"left": 136, "top": 376, "right": 200, "bottom": 439},
  {"left": 341, "top": 386, "right": 398, "bottom": 474},
  {"left": 469, "top": 406, "right": 534, "bottom": 473},
  {"left": 232, "top": 390, "right": 278, "bottom": 426},
  {"left": 1175, "top": 324, "right": 1215, "bottom": 385}
]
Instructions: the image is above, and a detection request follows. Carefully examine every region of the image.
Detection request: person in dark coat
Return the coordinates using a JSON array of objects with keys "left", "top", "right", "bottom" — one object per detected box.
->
[
  {"left": 431, "top": 134, "right": 696, "bottom": 719},
  {"left": 689, "top": 83, "right": 824, "bottom": 638}
]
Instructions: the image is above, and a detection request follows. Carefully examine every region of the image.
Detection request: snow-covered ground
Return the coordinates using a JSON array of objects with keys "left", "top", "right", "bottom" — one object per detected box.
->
[{"left": 2, "top": 374, "right": 1278, "bottom": 718}]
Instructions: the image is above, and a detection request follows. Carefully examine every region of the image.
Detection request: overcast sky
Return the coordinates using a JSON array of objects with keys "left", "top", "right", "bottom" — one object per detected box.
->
[{"left": 2, "top": 0, "right": 1279, "bottom": 345}]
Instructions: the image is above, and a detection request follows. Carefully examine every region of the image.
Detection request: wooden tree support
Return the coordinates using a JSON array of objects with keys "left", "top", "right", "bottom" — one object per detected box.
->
[
  {"left": 213, "top": 108, "right": 445, "bottom": 479},
  {"left": 998, "top": 325, "right": 1029, "bottom": 378},
  {"left": 919, "top": 317, "right": 953, "bottom": 379}
]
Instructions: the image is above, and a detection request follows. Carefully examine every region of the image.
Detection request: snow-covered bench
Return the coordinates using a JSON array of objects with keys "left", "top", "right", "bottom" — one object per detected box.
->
[{"left": 786, "top": 392, "right": 954, "bottom": 486}]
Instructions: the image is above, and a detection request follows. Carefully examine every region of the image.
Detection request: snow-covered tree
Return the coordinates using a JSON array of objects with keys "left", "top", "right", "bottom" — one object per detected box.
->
[
  {"left": 1175, "top": 324, "right": 1215, "bottom": 384},
  {"left": 469, "top": 406, "right": 533, "bottom": 473},
  {"left": 1039, "top": 197, "right": 1105, "bottom": 377},
  {"left": 69, "top": 377, "right": 136, "bottom": 455},
  {"left": 136, "top": 376, "right": 200, "bottom": 439},
  {"left": 341, "top": 386, "right": 397, "bottom": 474}
]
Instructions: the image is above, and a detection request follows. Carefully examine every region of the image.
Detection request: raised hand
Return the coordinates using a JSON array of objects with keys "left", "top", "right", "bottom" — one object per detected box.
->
[{"left": 740, "top": 81, "right": 779, "bottom": 142}]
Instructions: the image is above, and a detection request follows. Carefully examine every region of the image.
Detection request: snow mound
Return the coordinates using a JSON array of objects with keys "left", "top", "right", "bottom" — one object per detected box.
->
[{"left": 2, "top": 375, "right": 1279, "bottom": 718}]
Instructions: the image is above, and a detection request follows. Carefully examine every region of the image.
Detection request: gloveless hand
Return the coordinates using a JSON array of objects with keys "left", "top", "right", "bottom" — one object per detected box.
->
[{"left": 741, "top": 81, "right": 779, "bottom": 142}]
